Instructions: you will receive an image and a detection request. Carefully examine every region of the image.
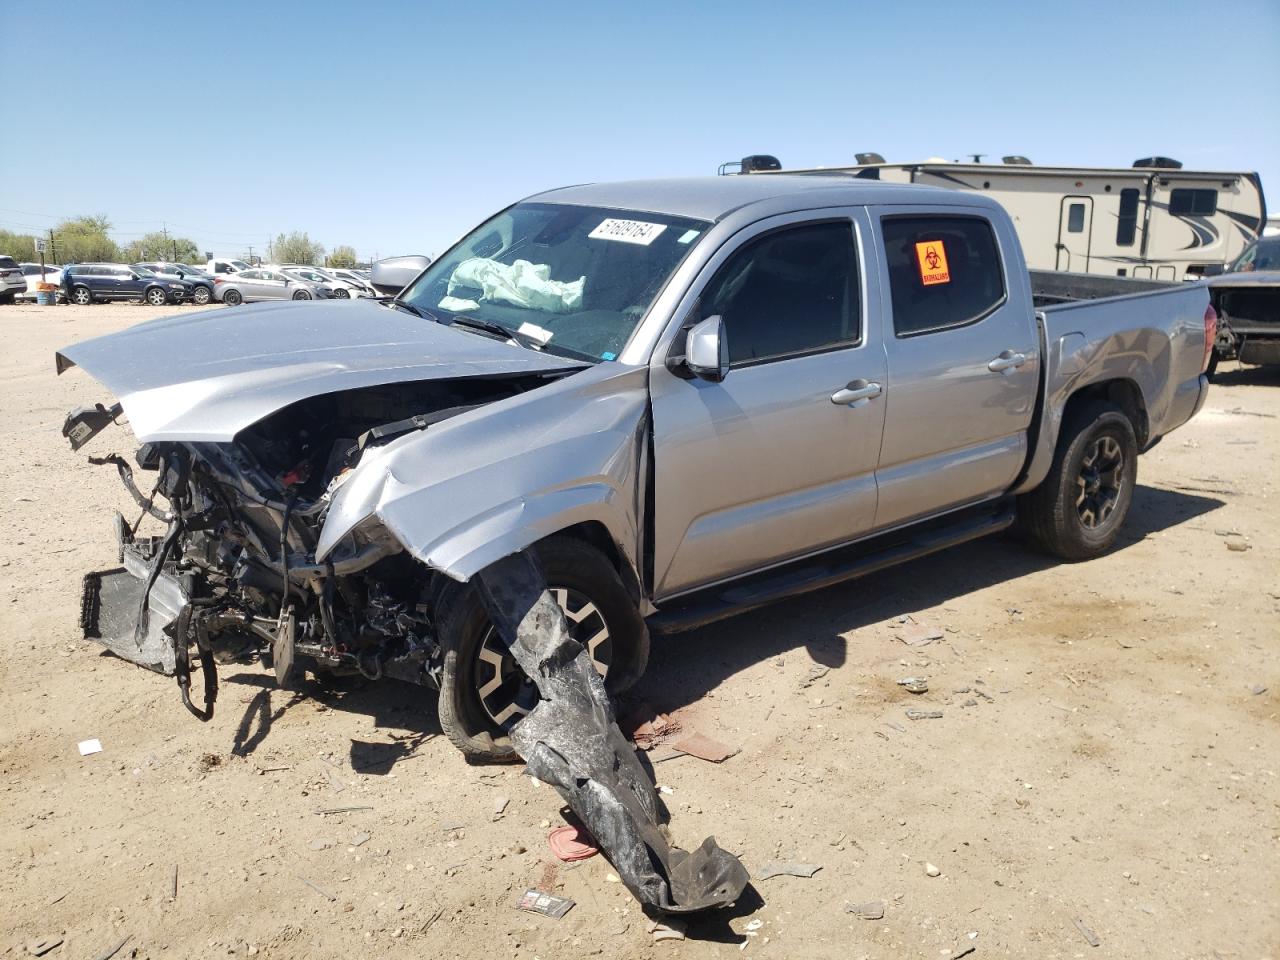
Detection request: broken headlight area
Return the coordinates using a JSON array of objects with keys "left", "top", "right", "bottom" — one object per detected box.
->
[{"left": 68, "top": 376, "right": 544, "bottom": 719}]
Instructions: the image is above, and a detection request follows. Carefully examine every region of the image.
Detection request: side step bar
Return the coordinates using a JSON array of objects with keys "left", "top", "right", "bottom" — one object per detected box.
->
[{"left": 646, "top": 499, "right": 1016, "bottom": 635}]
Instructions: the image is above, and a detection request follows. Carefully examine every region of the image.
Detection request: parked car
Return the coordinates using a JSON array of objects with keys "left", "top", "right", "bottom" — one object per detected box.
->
[
  {"left": 212, "top": 267, "right": 334, "bottom": 305},
  {"left": 271, "top": 265, "right": 363, "bottom": 299},
  {"left": 206, "top": 258, "right": 253, "bottom": 275},
  {"left": 1204, "top": 235, "right": 1280, "bottom": 371},
  {"left": 321, "top": 267, "right": 378, "bottom": 296},
  {"left": 135, "top": 262, "right": 216, "bottom": 306},
  {"left": 16, "top": 262, "right": 64, "bottom": 301},
  {"left": 61, "top": 263, "right": 194, "bottom": 305},
  {"left": 0, "top": 256, "right": 27, "bottom": 304},
  {"left": 57, "top": 176, "right": 1213, "bottom": 763}
]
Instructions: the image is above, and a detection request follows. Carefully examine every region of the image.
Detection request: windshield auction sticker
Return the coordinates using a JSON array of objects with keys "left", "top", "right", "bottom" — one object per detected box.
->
[
  {"left": 589, "top": 218, "right": 668, "bottom": 245},
  {"left": 915, "top": 241, "right": 951, "bottom": 285}
]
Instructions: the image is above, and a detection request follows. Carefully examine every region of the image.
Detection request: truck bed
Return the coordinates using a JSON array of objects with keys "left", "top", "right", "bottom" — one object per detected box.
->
[{"left": 1029, "top": 269, "right": 1175, "bottom": 307}]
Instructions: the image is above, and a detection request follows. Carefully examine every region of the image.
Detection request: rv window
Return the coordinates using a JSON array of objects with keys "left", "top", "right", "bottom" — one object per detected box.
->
[
  {"left": 699, "top": 221, "right": 860, "bottom": 366},
  {"left": 881, "top": 216, "right": 1006, "bottom": 337},
  {"left": 1169, "top": 188, "right": 1218, "bottom": 216},
  {"left": 1067, "top": 203, "right": 1086, "bottom": 233},
  {"left": 1116, "top": 188, "right": 1140, "bottom": 246}
]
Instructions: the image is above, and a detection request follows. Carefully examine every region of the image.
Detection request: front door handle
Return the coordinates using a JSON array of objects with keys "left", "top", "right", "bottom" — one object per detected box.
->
[
  {"left": 988, "top": 351, "right": 1027, "bottom": 374},
  {"left": 830, "top": 380, "right": 883, "bottom": 407}
]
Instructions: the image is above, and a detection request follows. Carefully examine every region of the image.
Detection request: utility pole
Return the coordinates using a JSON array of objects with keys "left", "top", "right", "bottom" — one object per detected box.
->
[
  {"left": 246, "top": 245, "right": 254, "bottom": 265},
  {"left": 48, "top": 229, "right": 57, "bottom": 265}
]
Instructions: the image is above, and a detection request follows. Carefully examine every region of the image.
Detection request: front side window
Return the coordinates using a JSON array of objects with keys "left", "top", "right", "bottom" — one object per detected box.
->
[
  {"left": 882, "top": 215, "right": 1006, "bottom": 337},
  {"left": 696, "top": 221, "right": 859, "bottom": 366},
  {"left": 400, "top": 202, "right": 709, "bottom": 362},
  {"left": 1169, "top": 188, "right": 1218, "bottom": 216},
  {"left": 239, "top": 270, "right": 261, "bottom": 280},
  {"left": 1116, "top": 188, "right": 1140, "bottom": 246}
]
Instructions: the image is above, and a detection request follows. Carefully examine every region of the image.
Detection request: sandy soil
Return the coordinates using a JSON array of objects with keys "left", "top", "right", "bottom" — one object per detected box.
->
[{"left": 1, "top": 302, "right": 1276, "bottom": 960}]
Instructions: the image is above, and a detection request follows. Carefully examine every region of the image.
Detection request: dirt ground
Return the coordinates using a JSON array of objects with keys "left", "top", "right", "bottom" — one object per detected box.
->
[{"left": 0, "top": 301, "right": 1276, "bottom": 960}]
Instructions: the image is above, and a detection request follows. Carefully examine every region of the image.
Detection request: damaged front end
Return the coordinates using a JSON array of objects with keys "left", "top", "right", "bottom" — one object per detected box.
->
[{"left": 67, "top": 373, "right": 561, "bottom": 719}]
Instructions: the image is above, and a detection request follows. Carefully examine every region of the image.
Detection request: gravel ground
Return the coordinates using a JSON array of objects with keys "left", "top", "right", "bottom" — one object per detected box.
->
[{"left": 1, "top": 301, "right": 1277, "bottom": 959}]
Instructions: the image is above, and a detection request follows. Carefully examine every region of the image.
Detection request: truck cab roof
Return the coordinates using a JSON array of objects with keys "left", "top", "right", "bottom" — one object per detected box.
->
[{"left": 530, "top": 175, "right": 994, "bottom": 223}]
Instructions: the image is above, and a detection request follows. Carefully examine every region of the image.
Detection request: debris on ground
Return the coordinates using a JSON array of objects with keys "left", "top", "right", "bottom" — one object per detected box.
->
[
  {"left": 77, "top": 738, "right": 103, "bottom": 756},
  {"left": 670, "top": 731, "right": 740, "bottom": 763},
  {"left": 845, "top": 901, "right": 885, "bottom": 919},
  {"left": 548, "top": 824, "right": 598, "bottom": 861},
  {"left": 625, "top": 707, "right": 681, "bottom": 750},
  {"left": 25, "top": 936, "right": 63, "bottom": 957},
  {"left": 1225, "top": 539, "right": 1251, "bottom": 552},
  {"left": 1251, "top": 684, "right": 1268, "bottom": 695},
  {"left": 514, "top": 889, "right": 575, "bottom": 919},
  {"left": 756, "top": 860, "right": 822, "bottom": 880},
  {"left": 87, "top": 935, "right": 131, "bottom": 960},
  {"left": 350, "top": 832, "right": 371, "bottom": 847},
  {"left": 951, "top": 944, "right": 976, "bottom": 959},
  {"left": 477, "top": 552, "right": 750, "bottom": 914},
  {"left": 906, "top": 709, "right": 944, "bottom": 720},
  {"left": 799, "top": 664, "right": 830, "bottom": 689},
  {"left": 898, "top": 624, "right": 944, "bottom": 647},
  {"left": 647, "top": 918, "right": 687, "bottom": 942},
  {"left": 315, "top": 805, "right": 373, "bottom": 816},
  {"left": 300, "top": 877, "right": 337, "bottom": 901},
  {"left": 897, "top": 677, "right": 929, "bottom": 694},
  {"left": 492, "top": 795, "right": 510, "bottom": 818},
  {"left": 1072, "top": 916, "right": 1101, "bottom": 947},
  {"left": 925, "top": 862, "right": 941, "bottom": 877}
]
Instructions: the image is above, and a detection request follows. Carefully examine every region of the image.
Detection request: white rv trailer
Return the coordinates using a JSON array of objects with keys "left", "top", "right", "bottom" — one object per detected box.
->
[{"left": 725, "top": 155, "right": 1266, "bottom": 281}]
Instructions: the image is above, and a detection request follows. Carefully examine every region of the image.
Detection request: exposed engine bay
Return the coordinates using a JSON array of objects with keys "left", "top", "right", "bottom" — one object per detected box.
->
[{"left": 71, "top": 371, "right": 571, "bottom": 718}]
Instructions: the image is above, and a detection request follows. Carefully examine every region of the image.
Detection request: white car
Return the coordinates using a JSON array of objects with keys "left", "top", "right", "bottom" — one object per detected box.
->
[
  {"left": 206, "top": 258, "right": 253, "bottom": 276},
  {"left": 272, "top": 264, "right": 370, "bottom": 299},
  {"left": 324, "top": 268, "right": 378, "bottom": 296},
  {"left": 18, "top": 262, "right": 64, "bottom": 300}
]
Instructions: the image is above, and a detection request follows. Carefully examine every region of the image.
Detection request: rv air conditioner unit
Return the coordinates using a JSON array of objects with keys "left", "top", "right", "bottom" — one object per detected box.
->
[
  {"left": 1002, "top": 155, "right": 1032, "bottom": 165},
  {"left": 1133, "top": 157, "right": 1183, "bottom": 169},
  {"left": 855, "top": 152, "right": 886, "bottom": 165},
  {"left": 740, "top": 154, "right": 781, "bottom": 173}
]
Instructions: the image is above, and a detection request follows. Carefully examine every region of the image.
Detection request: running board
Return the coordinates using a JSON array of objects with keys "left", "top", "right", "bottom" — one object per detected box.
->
[{"left": 646, "top": 499, "right": 1016, "bottom": 635}]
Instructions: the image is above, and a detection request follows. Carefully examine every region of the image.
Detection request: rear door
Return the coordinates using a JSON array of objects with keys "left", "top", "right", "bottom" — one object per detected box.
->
[
  {"left": 260, "top": 270, "right": 291, "bottom": 299},
  {"left": 649, "top": 210, "right": 887, "bottom": 597},
  {"left": 873, "top": 207, "right": 1038, "bottom": 529},
  {"left": 1055, "top": 196, "right": 1093, "bottom": 272}
]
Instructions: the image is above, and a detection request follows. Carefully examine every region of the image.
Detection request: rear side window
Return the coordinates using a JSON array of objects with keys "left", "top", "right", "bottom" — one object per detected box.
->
[
  {"left": 1116, "top": 188, "right": 1140, "bottom": 246},
  {"left": 698, "top": 221, "right": 860, "bottom": 366},
  {"left": 1169, "top": 188, "right": 1218, "bottom": 216},
  {"left": 882, "top": 216, "right": 1006, "bottom": 337}
]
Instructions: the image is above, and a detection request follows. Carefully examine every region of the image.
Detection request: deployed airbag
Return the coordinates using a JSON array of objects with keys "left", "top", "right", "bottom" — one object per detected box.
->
[
  {"left": 447, "top": 258, "right": 585, "bottom": 314},
  {"left": 476, "top": 551, "right": 750, "bottom": 914}
]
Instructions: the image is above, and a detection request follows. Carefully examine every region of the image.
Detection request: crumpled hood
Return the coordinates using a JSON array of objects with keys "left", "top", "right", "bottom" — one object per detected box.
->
[{"left": 55, "top": 299, "right": 581, "bottom": 442}]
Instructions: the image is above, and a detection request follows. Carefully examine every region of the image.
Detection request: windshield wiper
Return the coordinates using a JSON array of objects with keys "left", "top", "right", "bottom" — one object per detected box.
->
[
  {"left": 448, "top": 315, "right": 539, "bottom": 349},
  {"left": 388, "top": 297, "right": 439, "bottom": 322}
]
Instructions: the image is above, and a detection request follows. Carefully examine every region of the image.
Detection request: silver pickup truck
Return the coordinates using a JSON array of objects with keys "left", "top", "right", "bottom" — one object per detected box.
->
[{"left": 59, "top": 176, "right": 1214, "bottom": 760}]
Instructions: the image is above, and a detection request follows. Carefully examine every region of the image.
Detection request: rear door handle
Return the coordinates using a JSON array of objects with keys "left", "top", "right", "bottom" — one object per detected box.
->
[
  {"left": 988, "top": 351, "right": 1027, "bottom": 374},
  {"left": 830, "top": 380, "right": 882, "bottom": 407}
]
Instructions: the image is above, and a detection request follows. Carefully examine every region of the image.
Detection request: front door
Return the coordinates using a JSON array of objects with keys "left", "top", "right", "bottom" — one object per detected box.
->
[
  {"left": 874, "top": 209, "right": 1038, "bottom": 529},
  {"left": 650, "top": 214, "right": 887, "bottom": 598},
  {"left": 1055, "top": 195, "right": 1093, "bottom": 272}
]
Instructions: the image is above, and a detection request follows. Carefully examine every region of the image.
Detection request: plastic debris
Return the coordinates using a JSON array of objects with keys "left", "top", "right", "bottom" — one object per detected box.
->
[
  {"left": 756, "top": 861, "right": 822, "bottom": 880},
  {"left": 26, "top": 937, "right": 63, "bottom": 957},
  {"left": 78, "top": 738, "right": 103, "bottom": 756},
  {"left": 514, "top": 889, "right": 575, "bottom": 919},
  {"left": 898, "top": 624, "right": 943, "bottom": 646},
  {"left": 925, "top": 862, "right": 941, "bottom": 877},
  {"left": 1072, "top": 916, "right": 1101, "bottom": 947},
  {"left": 648, "top": 919, "right": 687, "bottom": 942},
  {"left": 548, "top": 825, "right": 599, "bottom": 862},
  {"left": 896, "top": 677, "right": 929, "bottom": 694},
  {"left": 845, "top": 901, "right": 885, "bottom": 920},
  {"left": 493, "top": 795, "right": 510, "bottom": 817},
  {"left": 906, "top": 709, "right": 944, "bottom": 720}
]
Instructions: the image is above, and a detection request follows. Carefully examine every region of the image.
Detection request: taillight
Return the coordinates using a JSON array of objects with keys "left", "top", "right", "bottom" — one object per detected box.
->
[
  {"left": 1202, "top": 303, "right": 1217, "bottom": 373},
  {"left": 213, "top": 276, "right": 224, "bottom": 284}
]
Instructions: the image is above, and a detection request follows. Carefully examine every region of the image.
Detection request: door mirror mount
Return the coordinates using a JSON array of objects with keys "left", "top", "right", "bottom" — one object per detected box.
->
[{"left": 684, "top": 315, "right": 730, "bottom": 382}]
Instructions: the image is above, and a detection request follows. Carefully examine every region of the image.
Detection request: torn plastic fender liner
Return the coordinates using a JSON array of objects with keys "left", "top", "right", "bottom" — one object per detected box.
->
[{"left": 476, "top": 551, "right": 750, "bottom": 914}]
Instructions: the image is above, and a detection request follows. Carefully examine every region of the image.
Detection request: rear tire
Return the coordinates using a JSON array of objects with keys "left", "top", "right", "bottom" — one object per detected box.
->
[
  {"left": 70, "top": 285, "right": 93, "bottom": 305},
  {"left": 436, "top": 537, "right": 649, "bottom": 762},
  {"left": 1018, "top": 400, "right": 1138, "bottom": 561},
  {"left": 222, "top": 288, "right": 243, "bottom": 306}
]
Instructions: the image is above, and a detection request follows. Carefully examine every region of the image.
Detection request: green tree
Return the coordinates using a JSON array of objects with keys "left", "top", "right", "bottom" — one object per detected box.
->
[
  {"left": 53, "top": 215, "right": 119, "bottom": 263},
  {"left": 0, "top": 229, "right": 41, "bottom": 262},
  {"left": 121, "top": 232, "right": 200, "bottom": 264},
  {"left": 328, "top": 245, "right": 358, "bottom": 269},
  {"left": 271, "top": 231, "right": 324, "bottom": 265}
]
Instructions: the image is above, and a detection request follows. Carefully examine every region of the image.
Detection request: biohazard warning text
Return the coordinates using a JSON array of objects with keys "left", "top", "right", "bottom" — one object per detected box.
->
[{"left": 915, "top": 241, "right": 951, "bottom": 286}]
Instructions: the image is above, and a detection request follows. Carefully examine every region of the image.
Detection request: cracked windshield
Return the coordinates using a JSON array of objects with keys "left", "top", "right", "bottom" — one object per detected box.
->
[{"left": 400, "top": 202, "right": 709, "bottom": 361}]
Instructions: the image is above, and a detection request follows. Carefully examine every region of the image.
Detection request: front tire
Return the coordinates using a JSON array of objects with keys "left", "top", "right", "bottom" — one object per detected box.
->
[
  {"left": 1018, "top": 401, "right": 1138, "bottom": 561},
  {"left": 145, "top": 287, "right": 168, "bottom": 306},
  {"left": 292, "top": 290, "right": 311, "bottom": 300},
  {"left": 191, "top": 286, "right": 212, "bottom": 306},
  {"left": 436, "top": 537, "right": 649, "bottom": 762},
  {"left": 70, "top": 285, "right": 93, "bottom": 305}
]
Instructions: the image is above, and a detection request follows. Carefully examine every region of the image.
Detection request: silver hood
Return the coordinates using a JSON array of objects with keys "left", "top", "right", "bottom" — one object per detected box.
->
[{"left": 55, "top": 299, "right": 582, "bottom": 442}]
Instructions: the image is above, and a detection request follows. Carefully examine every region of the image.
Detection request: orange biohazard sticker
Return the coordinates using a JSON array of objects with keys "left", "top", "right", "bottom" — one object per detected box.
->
[{"left": 915, "top": 241, "right": 951, "bottom": 286}]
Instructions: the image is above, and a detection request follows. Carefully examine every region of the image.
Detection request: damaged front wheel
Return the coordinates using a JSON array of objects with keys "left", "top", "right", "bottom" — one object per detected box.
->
[{"left": 435, "top": 537, "right": 649, "bottom": 762}]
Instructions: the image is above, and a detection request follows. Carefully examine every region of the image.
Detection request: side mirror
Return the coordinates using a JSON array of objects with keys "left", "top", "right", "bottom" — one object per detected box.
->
[
  {"left": 685, "top": 315, "right": 729, "bottom": 382},
  {"left": 370, "top": 254, "right": 432, "bottom": 296}
]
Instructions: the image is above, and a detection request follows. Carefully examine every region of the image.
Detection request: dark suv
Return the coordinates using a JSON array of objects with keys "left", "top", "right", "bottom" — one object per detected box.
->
[
  {"left": 134, "top": 262, "right": 216, "bottom": 305},
  {"left": 62, "top": 263, "right": 194, "bottom": 306}
]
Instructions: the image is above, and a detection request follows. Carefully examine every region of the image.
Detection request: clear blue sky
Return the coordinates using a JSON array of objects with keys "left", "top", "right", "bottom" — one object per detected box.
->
[{"left": 2, "top": 0, "right": 1277, "bottom": 261}]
